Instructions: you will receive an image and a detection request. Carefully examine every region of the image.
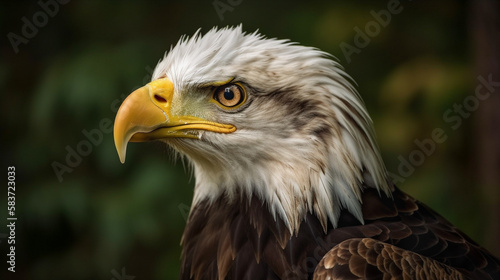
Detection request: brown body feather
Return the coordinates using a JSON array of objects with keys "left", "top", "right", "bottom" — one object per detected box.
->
[{"left": 181, "top": 186, "right": 500, "bottom": 280}]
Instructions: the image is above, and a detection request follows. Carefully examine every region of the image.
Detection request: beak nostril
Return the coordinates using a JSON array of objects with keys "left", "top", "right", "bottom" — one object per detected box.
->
[{"left": 154, "top": 95, "right": 167, "bottom": 103}]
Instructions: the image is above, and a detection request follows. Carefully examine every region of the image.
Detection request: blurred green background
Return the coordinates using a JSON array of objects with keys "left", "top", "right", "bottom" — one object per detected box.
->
[{"left": 2, "top": 0, "right": 499, "bottom": 279}]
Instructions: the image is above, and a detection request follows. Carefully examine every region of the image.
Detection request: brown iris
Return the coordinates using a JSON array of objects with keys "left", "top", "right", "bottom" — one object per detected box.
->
[{"left": 213, "top": 84, "right": 246, "bottom": 108}]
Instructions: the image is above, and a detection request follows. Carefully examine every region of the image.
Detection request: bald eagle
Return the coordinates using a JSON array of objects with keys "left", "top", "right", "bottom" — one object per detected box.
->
[{"left": 114, "top": 26, "right": 500, "bottom": 279}]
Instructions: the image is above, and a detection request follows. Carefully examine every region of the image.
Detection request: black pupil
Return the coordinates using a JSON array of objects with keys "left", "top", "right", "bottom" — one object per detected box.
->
[{"left": 224, "top": 88, "right": 235, "bottom": 100}]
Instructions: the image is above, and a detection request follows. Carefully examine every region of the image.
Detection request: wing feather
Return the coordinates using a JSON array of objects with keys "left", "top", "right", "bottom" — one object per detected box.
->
[{"left": 313, "top": 238, "right": 467, "bottom": 280}]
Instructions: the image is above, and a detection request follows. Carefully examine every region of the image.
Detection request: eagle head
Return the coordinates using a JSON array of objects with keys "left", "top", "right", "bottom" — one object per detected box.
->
[{"left": 114, "top": 26, "right": 391, "bottom": 232}]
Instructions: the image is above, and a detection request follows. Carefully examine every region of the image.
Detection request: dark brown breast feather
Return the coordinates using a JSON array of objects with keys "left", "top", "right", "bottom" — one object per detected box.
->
[{"left": 180, "top": 187, "right": 500, "bottom": 279}]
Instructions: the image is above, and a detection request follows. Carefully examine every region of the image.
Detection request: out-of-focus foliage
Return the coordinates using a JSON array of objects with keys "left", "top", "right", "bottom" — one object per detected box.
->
[{"left": 1, "top": 0, "right": 498, "bottom": 279}]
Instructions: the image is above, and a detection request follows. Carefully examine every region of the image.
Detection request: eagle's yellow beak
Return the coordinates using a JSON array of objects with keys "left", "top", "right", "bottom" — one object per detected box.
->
[{"left": 113, "top": 78, "right": 236, "bottom": 163}]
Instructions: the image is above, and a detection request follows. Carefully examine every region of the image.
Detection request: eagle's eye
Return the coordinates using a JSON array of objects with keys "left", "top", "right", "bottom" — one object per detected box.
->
[{"left": 212, "top": 83, "right": 246, "bottom": 109}]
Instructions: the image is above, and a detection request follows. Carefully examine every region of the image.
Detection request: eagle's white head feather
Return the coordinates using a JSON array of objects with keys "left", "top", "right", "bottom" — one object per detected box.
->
[{"left": 148, "top": 26, "right": 390, "bottom": 233}]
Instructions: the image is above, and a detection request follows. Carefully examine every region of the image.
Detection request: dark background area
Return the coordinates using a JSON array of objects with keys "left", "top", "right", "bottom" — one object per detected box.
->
[{"left": 1, "top": 0, "right": 499, "bottom": 279}]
